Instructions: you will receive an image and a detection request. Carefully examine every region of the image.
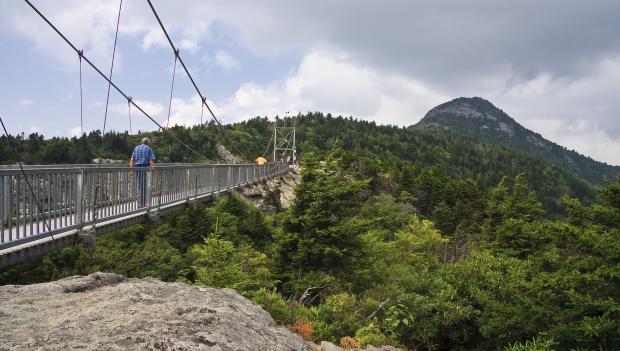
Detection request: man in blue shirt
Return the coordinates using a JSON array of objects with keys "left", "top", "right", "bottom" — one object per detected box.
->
[{"left": 130, "top": 137, "right": 155, "bottom": 207}]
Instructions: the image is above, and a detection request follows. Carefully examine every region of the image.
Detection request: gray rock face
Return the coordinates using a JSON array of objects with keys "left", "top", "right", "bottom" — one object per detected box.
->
[
  {"left": 0, "top": 272, "right": 402, "bottom": 350},
  {"left": 234, "top": 166, "right": 301, "bottom": 213},
  {"left": 0, "top": 272, "right": 311, "bottom": 350},
  {"left": 216, "top": 144, "right": 239, "bottom": 164}
]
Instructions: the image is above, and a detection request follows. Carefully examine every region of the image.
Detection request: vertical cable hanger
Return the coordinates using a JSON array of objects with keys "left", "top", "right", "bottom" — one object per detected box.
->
[
  {"left": 166, "top": 48, "right": 179, "bottom": 130},
  {"left": 78, "top": 49, "right": 84, "bottom": 137},
  {"left": 102, "top": 0, "right": 123, "bottom": 135},
  {"left": 78, "top": 49, "right": 86, "bottom": 165},
  {"left": 127, "top": 96, "right": 132, "bottom": 135},
  {"left": 93, "top": 0, "right": 123, "bottom": 233},
  {"left": 200, "top": 97, "right": 206, "bottom": 126}
]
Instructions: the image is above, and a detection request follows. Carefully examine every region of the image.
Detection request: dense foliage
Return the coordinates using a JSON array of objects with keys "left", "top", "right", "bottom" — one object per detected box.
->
[{"left": 2, "top": 114, "right": 619, "bottom": 350}]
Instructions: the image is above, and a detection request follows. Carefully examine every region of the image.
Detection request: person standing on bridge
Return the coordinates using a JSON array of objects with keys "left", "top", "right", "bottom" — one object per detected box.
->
[{"left": 130, "top": 137, "right": 156, "bottom": 207}]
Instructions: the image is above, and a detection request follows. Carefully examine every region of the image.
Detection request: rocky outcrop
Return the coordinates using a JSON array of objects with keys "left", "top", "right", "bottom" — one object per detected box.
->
[
  {"left": 216, "top": 144, "right": 239, "bottom": 164},
  {"left": 234, "top": 166, "right": 301, "bottom": 213},
  {"left": 0, "top": 273, "right": 401, "bottom": 351}
]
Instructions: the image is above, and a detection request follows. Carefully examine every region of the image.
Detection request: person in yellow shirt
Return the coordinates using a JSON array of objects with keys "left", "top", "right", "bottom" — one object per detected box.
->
[{"left": 255, "top": 156, "right": 267, "bottom": 165}]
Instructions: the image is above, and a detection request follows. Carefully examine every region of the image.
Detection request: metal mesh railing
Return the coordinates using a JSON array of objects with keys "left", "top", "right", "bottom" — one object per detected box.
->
[{"left": 0, "top": 163, "right": 288, "bottom": 249}]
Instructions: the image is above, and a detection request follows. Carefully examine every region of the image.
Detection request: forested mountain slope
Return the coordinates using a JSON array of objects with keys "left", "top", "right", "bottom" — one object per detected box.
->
[
  {"left": 0, "top": 112, "right": 600, "bottom": 213},
  {"left": 2, "top": 112, "right": 619, "bottom": 350},
  {"left": 412, "top": 97, "right": 620, "bottom": 183}
]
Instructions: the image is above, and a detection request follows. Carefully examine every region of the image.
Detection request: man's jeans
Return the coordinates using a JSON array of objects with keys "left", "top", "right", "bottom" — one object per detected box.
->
[{"left": 135, "top": 165, "right": 149, "bottom": 207}]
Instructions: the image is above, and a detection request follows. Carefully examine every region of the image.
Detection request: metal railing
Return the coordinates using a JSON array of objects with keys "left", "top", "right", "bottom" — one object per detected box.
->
[{"left": 0, "top": 163, "right": 288, "bottom": 251}]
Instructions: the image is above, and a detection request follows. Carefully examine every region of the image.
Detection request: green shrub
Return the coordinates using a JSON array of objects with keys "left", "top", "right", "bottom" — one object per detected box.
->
[
  {"left": 310, "top": 293, "right": 362, "bottom": 342},
  {"left": 355, "top": 322, "right": 398, "bottom": 347},
  {"left": 247, "top": 288, "right": 309, "bottom": 325}
]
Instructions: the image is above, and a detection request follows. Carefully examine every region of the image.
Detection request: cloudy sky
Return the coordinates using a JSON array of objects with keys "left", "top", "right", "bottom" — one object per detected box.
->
[{"left": 1, "top": 0, "right": 619, "bottom": 164}]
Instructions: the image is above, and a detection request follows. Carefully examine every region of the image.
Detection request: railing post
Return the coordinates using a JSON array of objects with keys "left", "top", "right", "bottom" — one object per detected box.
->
[
  {"left": 121, "top": 171, "right": 128, "bottom": 199},
  {"left": 186, "top": 168, "right": 191, "bottom": 200},
  {"left": 145, "top": 169, "right": 153, "bottom": 207},
  {"left": 212, "top": 166, "right": 216, "bottom": 192},
  {"left": 227, "top": 166, "right": 231, "bottom": 189},
  {"left": 2, "top": 176, "right": 10, "bottom": 225},
  {"left": 76, "top": 172, "right": 84, "bottom": 227}
]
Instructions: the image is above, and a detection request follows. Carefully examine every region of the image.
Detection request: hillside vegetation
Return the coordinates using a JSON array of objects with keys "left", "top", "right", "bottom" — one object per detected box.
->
[{"left": 1, "top": 113, "right": 619, "bottom": 350}]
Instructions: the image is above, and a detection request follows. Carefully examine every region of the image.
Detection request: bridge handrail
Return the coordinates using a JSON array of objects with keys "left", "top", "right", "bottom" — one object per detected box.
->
[
  {"left": 0, "top": 162, "right": 289, "bottom": 251},
  {"left": 0, "top": 163, "right": 276, "bottom": 175}
]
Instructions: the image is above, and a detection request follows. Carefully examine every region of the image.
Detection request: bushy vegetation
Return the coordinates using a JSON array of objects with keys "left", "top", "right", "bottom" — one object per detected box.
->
[{"left": 1, "top": 114, "right": 619, "bottom": 349}]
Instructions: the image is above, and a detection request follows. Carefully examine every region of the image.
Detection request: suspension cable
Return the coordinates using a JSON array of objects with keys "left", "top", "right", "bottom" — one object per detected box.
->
[
  {"left": 0, "top": 116, "right": 54, "bottom": 240},
  {"left": 145, "top": 0, "right": 223, "bottom": 128},
  {"left": 145, "top": 0, "right": 263, "bottom": 162},
  {"left": 22, "top": 0, "right": 210, "bottom": 161},
  {"left": 102, "top": 0, "right": 123, "bottom": 135},
  {"left": 262, "top": 127, "right": 274, "bottom": 158}
]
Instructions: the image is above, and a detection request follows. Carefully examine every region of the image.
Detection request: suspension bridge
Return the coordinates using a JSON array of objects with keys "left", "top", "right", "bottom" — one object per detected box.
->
[{"left": 0, "top": 1, "right": 297, "bottom": 267}]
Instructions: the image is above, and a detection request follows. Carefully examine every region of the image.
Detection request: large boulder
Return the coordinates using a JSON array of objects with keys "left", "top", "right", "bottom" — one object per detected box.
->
[
  {"left": 0, "top": 272, "right": 402, "bottom": 350},
  {"left": 0, "top": 272, "right": 310, "bottom": 350}
]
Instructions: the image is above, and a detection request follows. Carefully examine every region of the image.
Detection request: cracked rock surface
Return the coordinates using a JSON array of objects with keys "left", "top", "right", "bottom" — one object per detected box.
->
[{"left": 0, "top": 272, "right": 311, "bottom": 350}]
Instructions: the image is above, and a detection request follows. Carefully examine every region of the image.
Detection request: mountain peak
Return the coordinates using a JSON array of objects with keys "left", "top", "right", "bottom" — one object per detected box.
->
[
  {"left": 412, "top": 97, "right": 619, "bottom": 183},
  {"left": 417, "top": 97, "right": 521, "bottom": 137}
]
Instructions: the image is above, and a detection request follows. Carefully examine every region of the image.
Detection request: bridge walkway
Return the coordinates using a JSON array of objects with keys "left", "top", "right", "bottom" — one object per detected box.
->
[{"left": 0, "top": 163, "right": 288, "bottom": 268}]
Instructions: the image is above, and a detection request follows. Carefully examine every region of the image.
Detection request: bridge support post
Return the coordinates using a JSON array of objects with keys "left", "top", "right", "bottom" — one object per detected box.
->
[
  {"left": 78, "top": 227, "right": 96, "bottom": 251},
  {"left": 148, "top": 208, "right": 160, "bottom": 225}
]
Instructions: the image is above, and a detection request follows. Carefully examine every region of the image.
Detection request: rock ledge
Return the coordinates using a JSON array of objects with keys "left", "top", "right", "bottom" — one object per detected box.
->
[{"left": 0, "top": 273, "right": 400, "bottom": 351}]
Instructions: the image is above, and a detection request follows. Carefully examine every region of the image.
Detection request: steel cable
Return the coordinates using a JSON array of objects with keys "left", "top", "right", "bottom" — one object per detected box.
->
[
  {"left": 145, "top": 0, "right": 252, "bottom": 161},
  {"left": 23, "top": 0, "right": 210, "bottom": 162}
]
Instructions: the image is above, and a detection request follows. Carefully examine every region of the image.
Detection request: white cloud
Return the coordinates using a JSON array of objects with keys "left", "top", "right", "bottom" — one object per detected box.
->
[
  {"left": 148, "top": 50, "right": 447, "bottom": 128},
  {"left": 69, "top": 126, "right": 82, "bottom": 137},
  {"left": 0, "top": 0, "right": 214, "bottom": 67},
  {"left": 179, "top": 39, "right": 199, "bottom": 53},
  {"left": 163, "top": 95, "right": 204, "bottom": 127},
  {"left": 110, "top": 99, "right": 165, "bottom": 118},
  {"left": 140, "top": 29, "right": 167, "bottom": 51},
  {"left": 18, "top": 99, "right": 35, "bottom": 106},
  {"left": 485, "top": 55, "right": 620, "bottom": 165},
  {"left": 208, "top": 50, "right": 447, "bottom": 125},
  {"left": 214, "top": 50, "right": 241, "bottom": 70}
]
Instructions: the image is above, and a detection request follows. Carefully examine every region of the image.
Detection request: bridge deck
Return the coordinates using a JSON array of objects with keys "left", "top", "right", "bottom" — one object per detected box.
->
[{"left": 0, "top": 163, "right": 288, "bottom": 267}]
